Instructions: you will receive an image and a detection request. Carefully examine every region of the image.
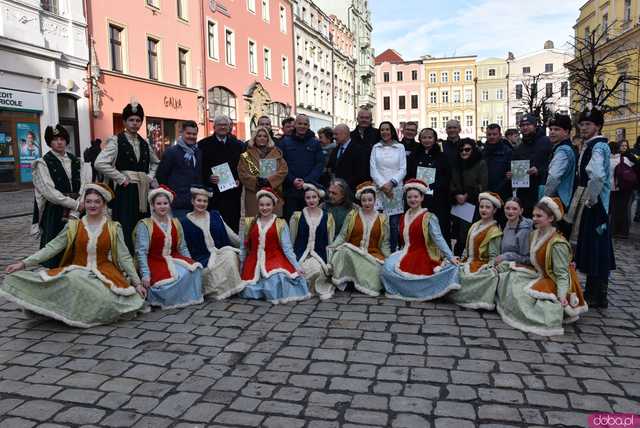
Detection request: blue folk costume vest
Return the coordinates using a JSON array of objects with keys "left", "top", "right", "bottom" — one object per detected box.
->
[
  {"left": 115, "top": 132, "right": 150, "bottom": 173},
  {"left": 293, "top": 211, "right": 329, "bottom": 262},
  {"left": 551, "top": 139, "right": 577, "bottom": 207},
  {"left": 180, "top": 211, "right": 231, "bottom": 267},
  {"left": 578, "top": 136, "right": 611, "bottom": 214}
]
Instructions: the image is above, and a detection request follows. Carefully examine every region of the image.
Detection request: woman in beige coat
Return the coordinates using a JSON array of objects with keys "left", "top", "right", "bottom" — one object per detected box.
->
[{"left": 238, "top": 126, "right": 288, "bottom": 217}]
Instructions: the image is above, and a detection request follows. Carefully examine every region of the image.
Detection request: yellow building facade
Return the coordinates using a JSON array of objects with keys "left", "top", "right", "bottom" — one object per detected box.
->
[
  {"left": 476, "top": 57, "right": 509, "bottom": 139},
  {"left": 571, "top": 0, "right": 640, "bottom": 144},
  {"left": 423, "top": 56, "right": 477, "bottom": 139}
]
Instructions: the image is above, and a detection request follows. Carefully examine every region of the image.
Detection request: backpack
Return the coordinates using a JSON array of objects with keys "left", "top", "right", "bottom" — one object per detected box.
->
[{"left": 614, "top": 158, "right": 638, "bottom": 191}]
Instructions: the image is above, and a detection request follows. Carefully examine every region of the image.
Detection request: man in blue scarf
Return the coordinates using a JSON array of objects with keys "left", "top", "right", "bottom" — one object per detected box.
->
[{"left": 156, "top": 120, "right": 202, "bottom": 218}]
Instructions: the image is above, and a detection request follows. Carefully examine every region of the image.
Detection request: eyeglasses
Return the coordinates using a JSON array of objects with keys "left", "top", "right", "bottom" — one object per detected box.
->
[{"left": 460, "top": 147, "right": 472, "bottom": 153}]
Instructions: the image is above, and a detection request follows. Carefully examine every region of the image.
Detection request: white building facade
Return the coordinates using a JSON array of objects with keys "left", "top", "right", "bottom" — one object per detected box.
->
[
  {"left": 293, "top": 0, "right": 333, "bottom": 131},
  {"left": 330, "top": 15, "right": 356, "bottom": 127},
  {"left": 0, "top": 0, "right": 90, "bottom": 190},
  {"left": 507, "top": 42, "right": 573, "bottom": 127}
]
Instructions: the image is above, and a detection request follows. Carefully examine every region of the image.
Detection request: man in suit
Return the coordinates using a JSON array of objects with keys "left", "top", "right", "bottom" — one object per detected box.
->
[
  {"left": 327, "top": 124, "right": 369, "bottom": 193},
  {"left": 350, "top": 109, "right": 380, "bottom": 155},
  {"left": 199, "top": 114, "right": 246, "bottom": 232}
]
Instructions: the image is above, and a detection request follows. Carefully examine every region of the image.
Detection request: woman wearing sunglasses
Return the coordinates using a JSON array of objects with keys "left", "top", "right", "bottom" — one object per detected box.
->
[{"left": 450, "top": 139, "right": 488, "bottom": 256}]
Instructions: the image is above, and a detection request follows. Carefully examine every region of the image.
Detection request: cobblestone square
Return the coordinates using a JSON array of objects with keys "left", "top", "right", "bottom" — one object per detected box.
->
[{"left": 0, "top": 216, "right": 639, "bottom": 427}]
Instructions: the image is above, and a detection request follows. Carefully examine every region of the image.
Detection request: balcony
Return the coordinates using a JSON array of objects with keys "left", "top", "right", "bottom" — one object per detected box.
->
[
  {"left": 359, "top": 34, "right": 371, "bottom": 48},
  {"left": 357, "top": 62, "right": 374, "bottom": 78}
]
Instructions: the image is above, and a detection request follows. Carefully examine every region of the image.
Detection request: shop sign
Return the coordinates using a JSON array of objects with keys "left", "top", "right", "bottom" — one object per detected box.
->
[
  {"left": 0, "top": 88, "right": 43, "bottom": 111},
  {"left": 164, "top": 96, "right": 183, "bottom": 110}
]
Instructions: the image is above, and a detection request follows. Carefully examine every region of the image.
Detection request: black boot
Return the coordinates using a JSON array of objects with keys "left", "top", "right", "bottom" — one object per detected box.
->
[
  {"left": 599, "top": 280, "right": 609, "bottom": 309},
  {"left": 584, "top": 277, "right": 598, "bottom": 307}
]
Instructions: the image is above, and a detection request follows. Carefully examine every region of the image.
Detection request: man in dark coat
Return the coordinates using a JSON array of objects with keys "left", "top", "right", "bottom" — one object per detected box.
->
[
  {"left": 199, "top": 115, "right": 246, "bottom": 232},
  {"left": 510, "top": 114, "right": 553, "bottom": 216},
  {"left": 280, "top": 114, "right": 325, "bottom": 220},
  {"left": 483, "top": 123, "right": 513, "bottom": 203},
  {"left": 442, "top": 119, "right": 464, "bottom": 167},
  {"left": 156, "top": 120, "right": 202, "bottom": 218},
  {"left": 327, "top": 124, "right": 369, "bottom": 193},
  {"left": 350, "top": 109, "right": 380, "bottom": 155},
  {"left": 400, "top": 121, "right": 419, "bottom": 157}
]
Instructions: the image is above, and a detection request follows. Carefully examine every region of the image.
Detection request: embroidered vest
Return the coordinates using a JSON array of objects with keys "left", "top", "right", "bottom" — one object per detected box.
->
[
  {"left": 241, "top": 218, "right": 296, "bottom": 281},
  {"left": 180, "top": 211, "right": 231, "bottom": 266},
  {"left": 398, "top": 211, "right": 441, "bottom": 275},
  {"left": 115, "top": 132, "right": 150, "bottom": 173},
  {"left": 43, "top": 151, "right": 81, "bottom": 196},
  {"left": 292, "top": 211, "right": 330, "bottom": 262},
  {"left": 466, "top": 221, "right": 502, "bottom": 273}
]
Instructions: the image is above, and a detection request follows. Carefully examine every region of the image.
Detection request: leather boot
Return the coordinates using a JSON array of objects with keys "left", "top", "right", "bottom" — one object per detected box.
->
[
  {"left": 599, "top": 280, "right": 609, "bottom": 309},
  {"left": 584, "top": 277, "right": 597, "bottom": 307}
]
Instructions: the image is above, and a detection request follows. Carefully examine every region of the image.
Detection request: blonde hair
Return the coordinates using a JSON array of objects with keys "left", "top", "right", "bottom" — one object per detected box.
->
[{"left": 249, "top": 126, "right": 275, "bottom": 148}]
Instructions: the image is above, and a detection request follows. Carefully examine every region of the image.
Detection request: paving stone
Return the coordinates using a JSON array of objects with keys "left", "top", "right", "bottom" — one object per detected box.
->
[
  {"left": 97, "top": 392, "right": 131, "bottom": 409},
  {"left": 478, "top": 388, "right": 524, "bottom": 404},
  {"left": 151, "top": 392, "right": 200, "bottom": 417},
  {"left": 100, "top": 410, "right": 142, "bottom": 427},
  {"left": 215, "top": 411, "right": 265, "bottom": 427},
  {"left": 54, "top": 406, "right": 105, "bottom": 424},
  {"left": 345, "top": 409, "right": 389, "bottom": 426},
  {"left": 309, "top": 362, "right": 347, "bottom": 375},
  {"left": 258, "top": 400, "right": 304, "bottom": 416},
  {"left": 262, "top": 416, "right": 306, "bottom": 428},
  {"left": 351, "top": 394, "right": 389, "bottom": 410},
  {"left": 390, "top": 396, "right": 432, "bottom": 415},
  {"left": 54, "top": 388, "right": 104, "bottom": 404},
  {"left": 266, "top": 358, "right": 310, "bottom": 373},
  {"left": 525, "top": 390, "right": 568, "bottom": 408},
  {"left": 9, "top": 400, "right": 64, "bottom": 421},
  {"left": 181, "top": 402, "right": 224, "bottom": 422},
  {"left": 568, "top": 392, "right": 613, "bottom": 411},
  {"left": 477, "top": 405, "right": 521, "bottom": 422},
  {"left": 545, "top": 411, "right": 590, "bottom": 427},
  {"left": 391, "top": 414, "right": 431, "bottom": 428},
  {"left": 434, "top": 418, "right": 475, "bottom": 428}
]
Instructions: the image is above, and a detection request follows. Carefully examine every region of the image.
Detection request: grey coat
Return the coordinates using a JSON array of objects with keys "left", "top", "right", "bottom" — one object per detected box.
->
[{"left": 499, "top": 217, "right": 533, "bottom": 265}]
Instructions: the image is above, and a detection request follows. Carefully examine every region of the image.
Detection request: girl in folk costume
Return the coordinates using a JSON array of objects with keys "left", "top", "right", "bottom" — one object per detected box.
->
[
  {"left": 330, "top": 182, "right": 390, "bottom": 296},
  {"left": 2, "top": 184, "right": 144, "bottom": 327},
  {"left": 450, "top": 192, "right": 503, "bottom": 309},
  {"left": 134, "top": 186, "right": 203, "bottom": 309},
  {"left": 180, "top": 186, "right": 244, "bottom": 300},
  {"left": 496, "top": 197, "right": 588, "bottom": 336},
  {"left": 239, "top": 188, "right": 311, "bottom": 304},
  {"left": 32, "top": 125, "right": 87, "bottom": 268},
  {"left": 381, "top": 179, "right": 460, "bottom": 300},
  {"left": 289, "top": 182, "right": 335, "bottom": 300}
]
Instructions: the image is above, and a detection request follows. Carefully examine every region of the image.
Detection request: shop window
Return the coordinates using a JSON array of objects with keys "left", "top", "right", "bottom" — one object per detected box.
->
[
  {"left": 208, "top": 86, "right": 237, "bottom": 121},
  {"left": 0, "top": 111, "right": 41, "bottom": 186}
]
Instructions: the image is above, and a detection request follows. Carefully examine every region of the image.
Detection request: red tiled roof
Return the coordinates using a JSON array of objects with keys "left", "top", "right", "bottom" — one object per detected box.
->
[{"left": 375, "top": 49, "right": 404, "bottom": 65}]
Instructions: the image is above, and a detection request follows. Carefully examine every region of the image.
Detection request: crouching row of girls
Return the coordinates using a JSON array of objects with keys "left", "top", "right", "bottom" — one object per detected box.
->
[{"left": 2, "top": 178, "right": 587, "bottom": 336}]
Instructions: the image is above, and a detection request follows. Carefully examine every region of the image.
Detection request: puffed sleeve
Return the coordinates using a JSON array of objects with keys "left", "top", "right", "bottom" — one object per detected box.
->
[
  {"left": 585, "top": 143, "right": 607, "bottom": 205},
  {"left": 544, "top": 149, "right": 569, "bottom": 197},
  {"left": 31, "top": 159, "right": 79, "bottom": 210},
  {"left": 114, "top": 223, "right": 141, "bottom": 286},
  {"left": 94, "top": 136, "right": 126, "bottom": 184},
  {"left": 134, "top": 222, "right": 151, "bottom": 279},
  {"left": 550, "top": 241, "right": 571, "bottom": 298},
  {"left": 428, "top": 214, "right": 454, "bottom": 261},
  {"left": 279, "top": 222, "right": 302, "bottom": 270},
  {"left": 23, "top": 224, "right": 70, "bottom": 267}
]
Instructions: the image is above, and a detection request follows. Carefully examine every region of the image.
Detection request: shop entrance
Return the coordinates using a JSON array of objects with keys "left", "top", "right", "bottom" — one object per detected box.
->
[{"left": 0, "top": 110, "right": 41, "bottom": 189}]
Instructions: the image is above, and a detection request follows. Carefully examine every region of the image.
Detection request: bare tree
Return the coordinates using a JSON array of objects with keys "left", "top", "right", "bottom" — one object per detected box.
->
[
  {"left": 513, "top": 73, "right": 558, "bottom": 126},
  {"left": 567, "top": 23, "right": 640, "bottom": 116}
]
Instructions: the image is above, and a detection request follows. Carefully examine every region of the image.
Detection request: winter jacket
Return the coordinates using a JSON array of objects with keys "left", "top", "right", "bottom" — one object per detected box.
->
[
  {"left": 280, "top": 130, "right": 325, "bottom": 195},
  {"left": 483, "top": 139, "right": 513, "bottom": 201}
]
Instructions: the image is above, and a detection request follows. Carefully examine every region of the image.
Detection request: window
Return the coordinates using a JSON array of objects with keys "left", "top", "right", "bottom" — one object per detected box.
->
[
  {"left": 545, "top": 83, "right": 553, "bottom": 98},
  {"left": 411, "top": 70, "right": 418, "bottom": 81},
  {"left": 398, "top": 95, "right": 406, "bottom": 110},
  {"left": 208, "top": 87, "right": 237, "bottom": 120},
  {"left": 624, "top": 0, "right": 632, "bottom": 22},
  {"left": 465, "top": 69, "right": 473, "bottom": 81},
  {"left": 41, "top": 0, "right": 59, "bottom": 13},
  {"left": 584, "top": 26, "right": 591, "bottom": 41},
  {"left": 602, "top": 13, "right": 608, "bottom": 34},
  {"left": 441, "top": 72, "right": 448, "bottom": 83},
  {"left": 397, "top": 71, "right": 403, "bottom": 81},
  {"left": 147, "top": 37, "right": 159, "bottom": 80},
  {"left": 497, "top": 115, "right": 504, "bottom": 127},
  {"left": 620, "top": 72, "right": 629, "bottom": 105},
  {"left": 178, "top": 48, "right": 188, "bottom": 86},
  {"left": 225, "top": 28, "right": 236, "bottom": 66},
  {"left": 429, "top": 72, "right": 436, "bottom": 83},
  {"left": 453, "top": 71, "right": 460, "bottom": 81},
  {"left": 482, "top": 90, "right": 489, "bottom": 101},
  {"left": 383, "top": 96, "right": 390, "bottom": 110},
  {"left": 441, "top": 116, "right": 449, "bottom": 129},
  {"left": 262, "top": 0, "right": 270, "bottom": 21},
  {"left": 545, "top": 63, "right": 554, "bottom": 73},
  {"left": 248, "top": 40, "right": 257, "bottom": 74},
  {"left": 146, "top": 0, "right": 159, "bottom": 9},
  {"left": 383, "top": 72, "right": 389, "bottom": 82},
  {"left": 482, "top": 118, "right": 489, "bottom": 128},
  {"left": 454, "top": 115, "right": 461, "bottom": 122},
  {"left": 516, "top": 112, "right": 524, "bottom": 125},
  {"left": 279, "top": 4, "right": 287, "bottom": 33},
  {"left": 108, "top": 24, "right": 123, "bottom": 72},
  {"left": 522, "top": 66, "right": 530, "bottom": 74},
  {"left": 466, "top": 115, "right": 473, "bottom": 127},
  {"left": 496, "top": 88, "right": 504, "bottom": 100},
  {"left": 264, "top": 48, "right": 272, "bottom": 79},
  {"left": 441, "top": 90, "right": 449, "bottom": 103},
  {"left": 281, "top": 56, "right": 289, "bottom": 85},
  {"left": 411, "top": 94, "right": 418, "bottom": 109},
  {"left": 177, "top": 0, "right": 188, "bottom": 20},
  {"left": 429, "top": 90, "right": 437, "bottom": 104},
  {"left": 464, "top": 89, "right": 472, "bottom": 102},
  {"left": 515, "top": 84, "right": 523, "bottom": 99},
  {"left": 247, "top": 0, "right": 256, "bottom": 13},
  {"left": 207, "top": 21, "right": 219, "bottom": 60},
  {"left": 453, "top": 90, "right": 461, "bottom": 103},
  {"left": 488, "top": 68, "right": 496, "bottom": 77},
  {"left": 430, "top": 117, "right": 437, "bottom": 128},
  {"left": 560, "top": 81, "right": 568, "bottom": 97}
]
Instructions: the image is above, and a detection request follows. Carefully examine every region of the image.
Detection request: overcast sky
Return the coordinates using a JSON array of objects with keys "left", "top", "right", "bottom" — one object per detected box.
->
[{"left": 370, "top": 0, "right": 585, "bottom": 60}]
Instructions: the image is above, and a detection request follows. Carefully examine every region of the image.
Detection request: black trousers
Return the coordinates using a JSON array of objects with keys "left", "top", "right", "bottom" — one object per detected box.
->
[{"left": 212, "top": 188, "right": 242, "bottom": 233}]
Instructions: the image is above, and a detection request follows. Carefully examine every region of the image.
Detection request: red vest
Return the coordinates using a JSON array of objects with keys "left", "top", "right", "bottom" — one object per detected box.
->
[
  {"left": 147, "top": 219, "right": 197, "bottom": 286},
  {"left": 241, "top": 218, "right": 296, "bottom": 282},
  {"left": 398, "top": 211, "right": 441, "bottom": 276}
]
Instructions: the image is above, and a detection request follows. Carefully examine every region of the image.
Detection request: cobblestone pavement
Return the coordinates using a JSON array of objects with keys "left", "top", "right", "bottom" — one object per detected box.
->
[
  {"left": 0, "top": 216, "right": 639, "bottom": 427},
  {"left": 0, "top": 190, "right": 33, "bottom": 218}
]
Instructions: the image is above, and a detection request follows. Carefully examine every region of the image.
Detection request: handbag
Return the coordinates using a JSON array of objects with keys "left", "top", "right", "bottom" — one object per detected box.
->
[{"left": 614, "top": 158, "right": 638, "bottom": 192}]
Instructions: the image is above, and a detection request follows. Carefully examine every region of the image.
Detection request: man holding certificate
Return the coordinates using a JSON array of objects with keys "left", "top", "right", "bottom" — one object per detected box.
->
[{"left": 199, "top": 115, "right": 246, "bottom": 233}]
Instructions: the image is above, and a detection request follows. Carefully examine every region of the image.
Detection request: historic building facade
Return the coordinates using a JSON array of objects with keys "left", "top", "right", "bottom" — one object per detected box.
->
[
  {"left": 424, "top": 56, "right": 477, "bottom": 139},
  {"left": 476, "top": 57, "right": 509, "bottom": 138},
  {"left": 0, "top": 0, "right": 90, "bottom": 189},
  {"left": 374, "top": 49, "right": 425, "bottom": 135},
  {"left": 330, "top": 14, "right": 356, "bottom": 128}
]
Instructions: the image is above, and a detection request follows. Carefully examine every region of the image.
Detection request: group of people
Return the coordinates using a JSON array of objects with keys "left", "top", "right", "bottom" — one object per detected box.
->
[{"left": 0, "top": 101, "right": 619, "bottom": 337}]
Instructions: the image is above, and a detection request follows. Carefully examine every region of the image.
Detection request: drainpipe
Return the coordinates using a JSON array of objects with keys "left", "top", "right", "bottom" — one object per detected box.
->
[
  {"left": 331, "top": 32, "right": 335, "bottom": 126},
  {"left": 83, "top": 0, "right": 95, "bottom": 140},
  {"left": 200, "top": 0, "right": 210, "bottom": 136}
]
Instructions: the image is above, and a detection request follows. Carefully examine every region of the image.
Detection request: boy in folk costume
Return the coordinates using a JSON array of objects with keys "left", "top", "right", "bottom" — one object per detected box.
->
[
  {"left": 95, "top": 101, "right": 160, "bottom": 252},
  {"left": 32, "top": 125, "right": 87, "bottom": 268}
]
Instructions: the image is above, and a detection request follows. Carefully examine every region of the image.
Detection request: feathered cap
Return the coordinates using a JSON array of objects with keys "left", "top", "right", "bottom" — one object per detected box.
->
[
  {"left": 478, "top": 192, "right": 503, "bottom": 209},
  {"left": 256, "top": 187, "right": 280, "bottom": 204},
  {"left": 578, "top": 104, "right": 604, "bottom": 127},
  {"left": 302, "top": 181, "right": 326, "bottom": 198},
  {"left": 83, "top": 183, "right": 114, "bottom": 203},
  {"left": 122, "top": 98, "right": 145, "bottom": 121},
  {"left": 403, "top": 178, "right": 429, "bottom": 195},
  {"left": 44, "top": 124, "right": 69, "bottom": 146},
  {"left": 148, "top": 185, "right": 175, "bottom": 204},
  {"left": 538, "top": 196, "right": 565, "bottom": 221},
  {"left": 190, "top": 185, "right": 213, "bottom": 198},
  {"left": 355, "top": 181, "right": 376, "bottom": 200}
]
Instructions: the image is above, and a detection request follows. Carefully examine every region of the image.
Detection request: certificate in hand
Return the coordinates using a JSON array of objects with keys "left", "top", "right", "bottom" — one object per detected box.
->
[
  {"left": 211, "top": 163, "right": 237, "bottom": 192},
  {"left": 511, "top": 160, "right": 530, "bottom": 188},
  {"left": 260, "top": 159, "right": 277, "bottom": 177},
  {"left": 416, "top": 166, "right": 436, "bottom": 195}
]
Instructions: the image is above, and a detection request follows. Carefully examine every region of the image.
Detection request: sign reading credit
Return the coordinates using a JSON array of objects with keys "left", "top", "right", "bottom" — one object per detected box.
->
[{"left": 0, "top": 89, "right": 43, "bottom": 111}]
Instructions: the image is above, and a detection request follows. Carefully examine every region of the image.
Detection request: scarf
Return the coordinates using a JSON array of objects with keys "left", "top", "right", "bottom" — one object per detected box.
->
[{"left": 178, "top": 137, "right": 198, "bottom": 168}]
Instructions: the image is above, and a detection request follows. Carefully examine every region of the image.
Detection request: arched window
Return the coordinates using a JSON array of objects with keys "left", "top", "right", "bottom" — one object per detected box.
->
[{"left": 208, "top": 86, "right": 237, "bottom": 121}]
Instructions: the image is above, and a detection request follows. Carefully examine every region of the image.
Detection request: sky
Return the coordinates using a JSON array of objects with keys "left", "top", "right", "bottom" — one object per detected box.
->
[{"left": 371, "top": 0, "right": 585, "bottom": 61}]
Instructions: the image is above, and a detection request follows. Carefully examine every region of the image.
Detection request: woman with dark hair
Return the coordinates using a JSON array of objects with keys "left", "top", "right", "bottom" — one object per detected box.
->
[
  {"left": 610, "top": 140, "right": 637, "bottom": 238},
  {"left": 406, "top": 127, "right": 452, "bottom": 244},
  {"left": 450, "top": 139, "right": 488, "bottom": 256},
  {"left": 497, "top": 197, "right": 588, "bottom": 336},
  {"left": 3, "top": 184, "right": 145, "bottom": 327},
  {"left": 495, "top": 197, "right": 533, "bottom": 265},
  {"left": 370, "top": 121, "right": 406, "bottom": 251}
]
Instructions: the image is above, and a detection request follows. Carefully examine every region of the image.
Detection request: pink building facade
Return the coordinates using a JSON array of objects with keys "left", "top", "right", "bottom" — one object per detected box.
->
[
  {"left": 374, "top": 50, "right": 426, "bottom": 138},
  {"left": 87, "top": 0, "right": 205, "bottom": 153},
  {"left": 202, "top": 0, "right": 295, "bottom": 140}
]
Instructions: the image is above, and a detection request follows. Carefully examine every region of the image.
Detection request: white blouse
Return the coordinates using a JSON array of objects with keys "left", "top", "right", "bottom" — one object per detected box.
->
[{"left": 369, "top": 141, "right": 407, "bottom": 187}]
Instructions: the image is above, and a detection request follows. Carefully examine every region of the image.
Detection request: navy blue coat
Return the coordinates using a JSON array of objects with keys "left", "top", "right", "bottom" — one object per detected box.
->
[
  {"left": 156, "top": 142, "right": 202, "bottom": 210},
  {"left": 483, "top": 139, "right": 513, "bottom": 201},
  {"left": 280, "top": 130, "right": 325, "bottom": 195}
]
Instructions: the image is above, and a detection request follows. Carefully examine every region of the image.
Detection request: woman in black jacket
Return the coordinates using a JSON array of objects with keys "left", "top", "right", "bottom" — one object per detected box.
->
[{"left": 406, "top": 128, "right": 452, "bottom": 245}]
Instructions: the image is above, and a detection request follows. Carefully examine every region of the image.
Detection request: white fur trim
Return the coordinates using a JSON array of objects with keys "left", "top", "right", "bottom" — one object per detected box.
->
[
  {"left": 465, "top": 220, "right": 497, "bottom": 263},
  {"left": 330, "top": 275, "right": 381, "bottom": 297},
  {"left": 386, "top": 282, "right": 461, "bottom": 302},
  {"left": 207, "top": 283, "right": 246, "bottom": 300},
  {"left": 303, "top": 183, "right": 325, "bottom": 198},
  {"left": 355, "top": 185, "right": 376, "bottom": 200},
  {"left": 497, "top": 303, "right": 564, "bottom": 336},
  {"left": 403, "top": 181, "right": 428, "bottom": 195},
  {"left": 149, "top": 296, "right": 204, "bottom": 310},
  {"left": 479, "top": 192, "right": 502, "bottom": 209},
  {"left": 84, "top": 183, "right": 114, "bottom": 202},
  {"left": 190, "top": 187, "right": 213, "bottom": 197},
  {"left": 539, "top": 196, "right": 563, "bottom": 221},
  {"left": 456, "top": 299, "right": 496, "bottom": 311},
  {"left": 148, "top": 187, "right": 175, "bottom": 204},
  {"left": 148, "top": 218, "right": 201, "bottom": 287},
  {"left": 256, "top": 189, "right": 279, "bottom": 203},
  {"left": 523, "top": 228, "right": 559, "bottom": 302},
  {"left": 268, "top": 293, "right": 311, "bottom": 305}
]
